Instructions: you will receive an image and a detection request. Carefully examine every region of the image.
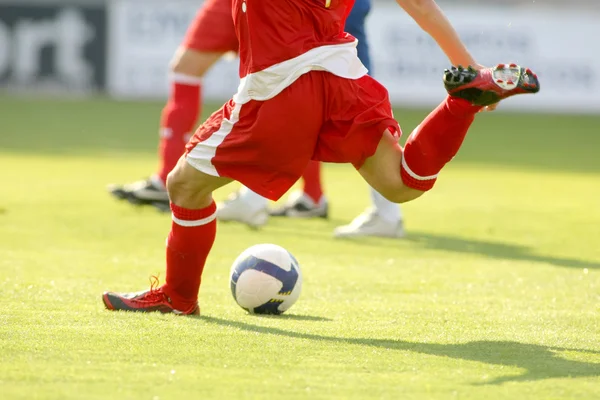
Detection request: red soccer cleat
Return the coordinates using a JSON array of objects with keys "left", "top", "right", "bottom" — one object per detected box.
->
[
  {"left": 443, "top": 64, "right": 540, "bottom": 106},
  {"left": 102, "top": 277, "right": 199, "bottom": 315}
]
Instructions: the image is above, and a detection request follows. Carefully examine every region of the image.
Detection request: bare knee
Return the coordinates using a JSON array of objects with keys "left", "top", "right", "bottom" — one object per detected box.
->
[
  {"left": 166, "top": 158, "right": 220, "bottom": 209},
  {"left": 166, "top": 168, "right": 208, "bottom": 209},
  {"left": 358, "top": 130, "right": 426, "bottom": 204},
  {"left": 169, "top": 47, "right": 223, "bottom": 77}
]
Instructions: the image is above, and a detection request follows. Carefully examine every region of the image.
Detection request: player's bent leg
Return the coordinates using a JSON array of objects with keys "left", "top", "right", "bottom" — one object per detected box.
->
[
  {"left": 358, "top": 130, "right": 425, "bottom": 204},
  {"left": 358, "top": 63, "right": 541, "bottom": 207},
  {"left": 359, "top": 96, "right": 480, "bottom": 202}
]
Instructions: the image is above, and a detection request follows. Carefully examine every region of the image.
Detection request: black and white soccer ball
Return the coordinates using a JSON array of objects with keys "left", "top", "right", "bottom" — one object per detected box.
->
[{"left": 230, "top": 244, "right": 302, "bottom": 315}]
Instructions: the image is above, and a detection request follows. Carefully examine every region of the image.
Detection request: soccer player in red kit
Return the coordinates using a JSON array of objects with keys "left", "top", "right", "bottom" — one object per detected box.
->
[{"left": 102, "top": 0, "right": 539, "bottom": 314}]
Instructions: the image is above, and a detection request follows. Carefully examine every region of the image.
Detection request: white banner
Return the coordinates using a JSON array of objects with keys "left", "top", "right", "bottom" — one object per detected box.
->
[
  {"left": 107, "top": 0, "right": 600, "bottom": 113},
  {"left": 367, "top": 5, "right": 600, "bottom": 113},
  {"left": 106, "top": 0, "right": 238, "bottom": 100}
]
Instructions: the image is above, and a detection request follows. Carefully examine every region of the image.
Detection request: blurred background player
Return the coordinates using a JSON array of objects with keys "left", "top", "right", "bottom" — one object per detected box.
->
[
  {"left": 107, "top": 0, "right": 405, "bottom": 239},
  {"left": 108, "top": 0, "right": 236, "bottom": 210}
]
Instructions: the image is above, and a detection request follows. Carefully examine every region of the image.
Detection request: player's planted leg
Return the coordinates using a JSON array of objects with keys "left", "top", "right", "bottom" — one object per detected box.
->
[{"left": 103, "top": 157, "right": 232, "bottom": 315}]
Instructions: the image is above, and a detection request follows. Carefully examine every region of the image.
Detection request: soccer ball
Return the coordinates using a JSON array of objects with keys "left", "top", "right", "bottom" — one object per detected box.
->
[{"left": 230, "top": 243, "right": 302, "bottom": 315}]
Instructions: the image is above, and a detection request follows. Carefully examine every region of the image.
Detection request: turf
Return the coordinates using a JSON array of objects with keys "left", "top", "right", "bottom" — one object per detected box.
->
[{"left": 1, "top": 95, "right": 599, "bottom": 400}]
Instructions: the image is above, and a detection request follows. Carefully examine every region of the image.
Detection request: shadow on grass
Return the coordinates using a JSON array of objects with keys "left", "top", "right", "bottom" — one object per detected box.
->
[
  {"left": 404, "top": 232, "right": 600, "bottom": 270},
  {"left": 251, "top": 313, "right": 332, "bottom": 322},
  {"left": 265, "top": 225, "right": 600, "bottom": 270},
  {"left": 201, "top": 316, "right": 600, "bottom": 384}
]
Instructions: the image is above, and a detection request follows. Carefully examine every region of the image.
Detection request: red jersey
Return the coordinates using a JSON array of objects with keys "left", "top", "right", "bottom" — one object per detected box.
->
[{"left": 233, "top": 0, "right": 357, "bottom": 77}]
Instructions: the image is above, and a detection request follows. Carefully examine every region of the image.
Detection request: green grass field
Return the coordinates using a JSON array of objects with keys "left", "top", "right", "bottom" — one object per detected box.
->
[{"left": 1, "top": 95, "right": 599, "bottom": 399}]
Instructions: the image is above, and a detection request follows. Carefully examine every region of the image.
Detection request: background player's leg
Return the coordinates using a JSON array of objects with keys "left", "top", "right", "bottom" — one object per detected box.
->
[
  {"left": 301, "top": 160, "right": 324, "bottom": 205},
  {"left": 217, "top": 186, "right": 270, "bottom": 228},
  {"left": 358, "top": 96, "right": 480, "bottom": 203},
  {"left": 108, "top": 48, "right": 223, "bottom": 211},
  {"left": 107, "top": 47, "right": 223, "bottom": 211},
  {"left": 334, "top": 187, "right": 405, "bottom": 238},
  {"left": 218, "top": 165, "right": 329, "bottom": 225},
  {"left": 370, "top": 188, "right": 402, "bottom": 223},
  {"left": 107, "top": 0, "right": 238, "bottom": 211},
  {"left": 334, "top": 0, "right": 404, "bottom": 238},
  {"left": 268, "top": 160, "right": 329, "bottom": 219},
  {"left": 157, "top": 49, "right": 223, "bottom": 186}
]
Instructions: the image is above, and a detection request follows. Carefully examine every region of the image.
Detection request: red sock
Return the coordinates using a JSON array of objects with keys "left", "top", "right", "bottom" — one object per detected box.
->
[
  {"left": 157, "top": 75, "right": 202, "bottom": 184},
  {"left": 162, "top": 201, "right": 217, "bottom": 310},
  {"left": 401, "top": 96, "right": 481, "bottom": 191},
  {"left": 302, "top": 160, "right": 324, "bottom": 203}
]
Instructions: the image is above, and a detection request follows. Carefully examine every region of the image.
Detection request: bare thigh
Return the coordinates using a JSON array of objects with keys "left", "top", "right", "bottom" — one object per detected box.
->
[
  {"left": 167, "top": 156, "right": 233, "bottom": 209},
  {"left": 357, "top": 130, "right": 425, "bottom": 204}
]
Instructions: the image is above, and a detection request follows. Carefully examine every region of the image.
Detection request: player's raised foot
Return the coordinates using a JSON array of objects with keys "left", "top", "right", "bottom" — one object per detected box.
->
[
  {"left": 334, "top": 208, "right": 405, "bottom": 239},
  {"left": 103, "top": 279, "right": 199, "bottom": 315},
  {"left": 107, "top": 177, "right": 170, "bottom": 212},
  {"left": 216, "top": 191, "right": 269, "bottom": 229},
  {"left": 444, "top": 64, "right": 540, "bottom": 106},
  {"left": 269, "top": 191, "right": 328, "bottom": 219}
]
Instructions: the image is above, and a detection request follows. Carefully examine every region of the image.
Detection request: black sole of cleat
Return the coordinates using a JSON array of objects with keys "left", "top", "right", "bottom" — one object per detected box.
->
[
  {"left": 444, "top": 66, "right": 494, "bottom": 105},
  {"left": 453, "top": 88, "right": 500, "bottom": 106},
  {"left": 517, "top": 68, "right": 540, "bottom": 94},
  {"left": 443, "top": 66, "right": 478, "bottom": 90}
]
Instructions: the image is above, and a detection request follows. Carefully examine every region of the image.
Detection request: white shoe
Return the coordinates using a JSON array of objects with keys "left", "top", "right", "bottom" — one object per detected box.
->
[
  {"left": 216, "top": 191, "right": 269, "bottom": 228},
  {"left": 334, "top": 208, "right": 405, "bottom": 239}
]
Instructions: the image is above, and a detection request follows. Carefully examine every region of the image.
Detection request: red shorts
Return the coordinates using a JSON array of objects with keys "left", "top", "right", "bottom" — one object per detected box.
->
[
  {"left": 182, "top": 0, "right": 238, "bottom": 53},
  {"left": 185, "top": 71, "right": 400, "bottom": 200}
]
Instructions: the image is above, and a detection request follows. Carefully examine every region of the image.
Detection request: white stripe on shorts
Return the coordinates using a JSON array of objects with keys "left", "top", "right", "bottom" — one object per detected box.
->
[
  {"left": 172, "top": 210, "right": 217, "bottom": 227},
  {"left": 186, "top": 102, "right": 243, "bottom": 176}
]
